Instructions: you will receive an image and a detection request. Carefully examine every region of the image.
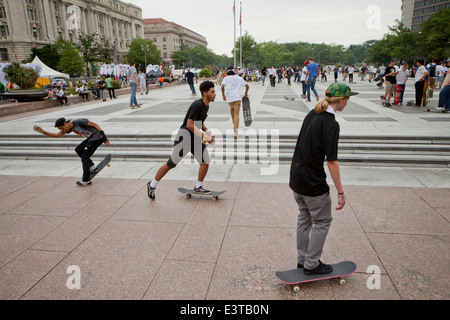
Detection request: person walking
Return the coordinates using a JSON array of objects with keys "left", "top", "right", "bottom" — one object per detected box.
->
[
  {"left": 383, "top": 59, "right": 399, "bottom": 106},
  {"left": 305, "top": 57, "right": 320, "bottom": 102},
  {"left": 105, "top": 76, "right": 116, "bottom": 99},
  {"left": 221, "top": 67, "right": 250, "bottom": 140},
  {"left": 185, "top": 69, "right": 197, "bottom": 96},
  {"left": 289, "top": 82, "right": 358, "bottom": 274},
  {"left": 300, "top": 61, "right": 308, "bottom": 98},
  {"left": 33, "top": 118, "right": 110, "bottom": 186},
  {"left": 98, "top": 76, "right": 107, "bottom": 102},
  {"left": 414, "top": 59, "right": 428, "bottom": 107},
  {"left": 127, "top": 61, "right": 140, "bottom": 108},
  {"left": 138, "top": 70, "right": 147, "bottom": 95},
  {"left": 147, "top": 81, "right": 216, "bottom": 200}
]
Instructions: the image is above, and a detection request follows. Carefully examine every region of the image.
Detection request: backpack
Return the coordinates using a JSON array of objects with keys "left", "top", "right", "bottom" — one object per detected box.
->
[{"left": 429, "top": 64, "right": 436, "bottom": 78}]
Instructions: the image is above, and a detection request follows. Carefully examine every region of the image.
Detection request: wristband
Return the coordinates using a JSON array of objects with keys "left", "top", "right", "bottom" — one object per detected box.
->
[
  {"left": 99, "top": 130, "right": 108, "bottom": 142},
  {"left": 40, "top": 130, "right": 44, "bottom": 134},
  {"left": 338, "top": 192, "right": 344, "bottom": 195}
]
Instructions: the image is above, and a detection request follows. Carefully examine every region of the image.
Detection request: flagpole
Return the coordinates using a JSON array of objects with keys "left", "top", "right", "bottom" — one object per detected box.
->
[
  {"left": 240, "top": 1, "right": 242, "bottom": 68},
  {"left": 233, "top": 0, "right": 236, "bottom": 68}
]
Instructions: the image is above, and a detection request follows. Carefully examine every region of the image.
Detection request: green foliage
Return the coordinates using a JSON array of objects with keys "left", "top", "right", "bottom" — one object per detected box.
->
[
  {"left": 58, "top": 43, "right": 85, "bottom": 76},
  {"left": 199, "top": 68, "right": 212, "bottom": 78},
  {"left": 111, "top": 80, "right": 121, "bottom": 89},
  {"left": 171, "top": 45, "right": 232, "bottom": 69},
  {"left": 3, "top": 62, "right": 39, "bottom": 89},
  {"left": 124, "top": 38, "right": 161, "bottom": 71},
  {"left": 418, "top": 9, "right": 450, "bottom": 60}
]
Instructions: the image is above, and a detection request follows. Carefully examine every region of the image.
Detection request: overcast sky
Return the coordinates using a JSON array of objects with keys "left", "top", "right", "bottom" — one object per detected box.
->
[{"left": 131, "top": 0, "right": 402, "bottom": 56}]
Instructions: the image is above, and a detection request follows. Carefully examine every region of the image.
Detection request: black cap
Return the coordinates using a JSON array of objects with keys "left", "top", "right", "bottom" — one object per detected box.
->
[{"left": 54, "top": 117, "right": 68, "bottom": 127}]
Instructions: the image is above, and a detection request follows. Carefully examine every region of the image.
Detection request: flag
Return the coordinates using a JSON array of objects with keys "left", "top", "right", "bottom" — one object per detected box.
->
[{"left": 239, "top": 2, "right": 242, "bottom": 25}]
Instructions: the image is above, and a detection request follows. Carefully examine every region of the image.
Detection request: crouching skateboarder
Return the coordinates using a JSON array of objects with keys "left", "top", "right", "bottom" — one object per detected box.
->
[
  {"left": 33, "top": 118, "right": 110, "bottom": 186},
  {"left": 147, "top": 81, "right": 216, "bottom": 200}
]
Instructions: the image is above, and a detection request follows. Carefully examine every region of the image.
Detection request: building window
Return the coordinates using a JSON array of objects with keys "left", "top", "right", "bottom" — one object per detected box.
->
[
  {"left": 0, "top": 25, "right": 8, "bottom": 37},
  {"left": 28, "top": 9, "right": 36, "bottom": 21},
  {"left": 0, "top": 48, "right": 8, "bottom": 61},
  {"left": 162, "top": 37, "right": 166, "bottom": 42},
  {"left": 32, "top": 27, "right": 39, "bottom": 39},
  {"left": 0, "top": 6, "right": 7, "bottom": 19},
  {"left": 163, "top": 45, "right": 166, "bottom": 50}
]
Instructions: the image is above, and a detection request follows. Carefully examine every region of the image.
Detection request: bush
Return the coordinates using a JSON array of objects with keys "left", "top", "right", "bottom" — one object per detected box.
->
[
  {"left": 199, "top": 68, "right": 212, "bottom": 78},
  {"left": 111, "top": 80, "right": 121, "bottom": 89},
  {"left": 3, "top": 62, "right": 39, "bottom": 89}
]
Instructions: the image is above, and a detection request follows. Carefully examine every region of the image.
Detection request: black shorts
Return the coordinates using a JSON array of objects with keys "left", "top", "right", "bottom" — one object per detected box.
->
[{"left": 167, "top": 132, "right": 211, "bottom": 168}]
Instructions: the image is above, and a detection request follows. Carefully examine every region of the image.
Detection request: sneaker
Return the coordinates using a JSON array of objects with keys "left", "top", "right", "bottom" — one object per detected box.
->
[
  {"left": 90, "top": 166, "right": 99, "bottom": 174},
  {"left": 316, "top": 95, "right": 319, "bottom": 102},
  {"left": 147, "top": 182, "right": 156, "bottom": 200},
  {"left": 76, "top": 180, "right": 92, "bottom": 186},
  {"left": 297, "top": 263, "right": 304, "bottom": 269},
  {"left": 304, "top": 261, "right": 333, "bottom": 275},
  {"left": 194, "top": 186, "right": 212, "bottom": 195},
  {"left": 306, "top": 100, "right": 311, "bottom": 102}
]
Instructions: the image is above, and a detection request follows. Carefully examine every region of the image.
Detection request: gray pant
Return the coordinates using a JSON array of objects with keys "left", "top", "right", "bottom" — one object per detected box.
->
[{"left": 293, "top": 191, "right": 332, "bottom": 270}]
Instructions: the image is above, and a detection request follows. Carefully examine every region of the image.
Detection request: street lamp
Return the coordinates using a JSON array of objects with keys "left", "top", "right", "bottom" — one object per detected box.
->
[
  {"left": 318, "top": 48, "right": 327, "bottom": 65},
  {"left": 141, "top": 44, "right": 149, "bottom": 69}
]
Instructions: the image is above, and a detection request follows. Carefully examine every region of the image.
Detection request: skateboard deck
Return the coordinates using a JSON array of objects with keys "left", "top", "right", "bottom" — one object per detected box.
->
[
  {"left": 178, "top": 187, "right": 226, "bottom": 201},
  {"left": 425, "top": 88, "right": 431, "bottom": 106},
  {"left": 424, "top": 107, "right": 449, "bottom": 113},
  {"left": 276, "top": 261, "right": 357, "bottom": 291},
  {"left": 394, "top": 84, "right": 402, "bottom": 105},
  {"left": 242, "top": 96, "right": 252, "bottom": 127},
  {"left": 89, "top": 154, "right": 111, "bottom": 180}
]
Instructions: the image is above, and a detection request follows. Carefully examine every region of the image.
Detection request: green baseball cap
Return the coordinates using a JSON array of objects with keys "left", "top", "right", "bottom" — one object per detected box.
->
[{"left": 325, "top": 82, "right": 358, "bottom": 98}]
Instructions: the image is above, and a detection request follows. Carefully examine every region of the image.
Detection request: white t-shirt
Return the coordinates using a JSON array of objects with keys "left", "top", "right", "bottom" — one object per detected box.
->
[
  {"left": 396, "top": 69, "right": 409, "bottom": 85},
  {"left": 348, "top": 67, "right": 354, "bottom": 74},
  {"left": 221, "top": 75, "right": 246, "bottom": 103},
  {"left": 300, "top": 66, "right": 308, "bottom": 81},
  {"left": 415, "top": 66, "right": 428, "bottom": 83}
]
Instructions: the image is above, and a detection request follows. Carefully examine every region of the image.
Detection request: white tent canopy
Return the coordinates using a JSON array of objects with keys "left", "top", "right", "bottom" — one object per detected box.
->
[{"left": 32, "top": 56, "right": 69, "bottom": 79}]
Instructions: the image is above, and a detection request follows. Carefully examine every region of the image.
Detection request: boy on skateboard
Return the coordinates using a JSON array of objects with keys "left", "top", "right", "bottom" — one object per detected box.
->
[
  {"left": 33, "top": 118, "right": 110, "bottom": 186},
  {"left": 289, "top": 82, "right": 358, "bottom": 275},
  {"left": 147, "top": 81, "right": 216, "bottom": 200}
]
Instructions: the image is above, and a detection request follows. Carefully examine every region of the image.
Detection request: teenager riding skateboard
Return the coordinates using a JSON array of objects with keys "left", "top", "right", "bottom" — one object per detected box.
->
[
  {"left": 276, "top": 261, "right": 357, "bottom": 292},
  {"left": 33, "top": 118, "right": 110, "bottom": 186},
  {"left": 147, "top": 81, "right": 216, "bottom": 200}
]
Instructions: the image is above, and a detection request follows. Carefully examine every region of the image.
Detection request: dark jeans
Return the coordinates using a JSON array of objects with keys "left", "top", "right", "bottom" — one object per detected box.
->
[
  {"left": 415, "top": 81, "right": 425, "bottom": 106},
  {"left": 108, "top": 88, "right": 116, "bottom": 99},
  {"left": 75, "top": 139, "right": 103, "bottom": 182},
  {"left": 188, "top": 83, "right": 196, "bottom": 94},
  {"left": 398, "top": 84, "right": 406, "bottom": 103},
  {"left": 57, "top": 96, "right": 67, "bottom": 105},
  {"left": 438, "top": 85, "right": 450, "bottom": 109}
]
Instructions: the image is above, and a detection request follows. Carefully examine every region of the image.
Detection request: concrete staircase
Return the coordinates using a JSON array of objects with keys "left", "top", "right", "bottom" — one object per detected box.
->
[{"left": 0, "top": 133, "right": 449, "bottom": 167}]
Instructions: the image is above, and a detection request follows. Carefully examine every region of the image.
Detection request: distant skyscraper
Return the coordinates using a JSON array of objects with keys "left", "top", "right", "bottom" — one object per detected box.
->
[{"left": 401, "top": 0, "right": 450, "bottom": 31}]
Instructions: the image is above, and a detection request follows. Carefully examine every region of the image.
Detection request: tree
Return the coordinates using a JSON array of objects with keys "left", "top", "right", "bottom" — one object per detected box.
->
[
  {"left": 77, "top": 33, "right": 101, "bottom": 77},
  {"left": 58, "top": 43, "right": 85, "bottom": 76},
  {"left": 27, "top": 44, "right": 61, "bottom": 70},
  {"left": 418, "top": 9, "right": 450, "bottom": 61},
  {"left": 124, "top": 38, "right": 160, "bottom": 71}
]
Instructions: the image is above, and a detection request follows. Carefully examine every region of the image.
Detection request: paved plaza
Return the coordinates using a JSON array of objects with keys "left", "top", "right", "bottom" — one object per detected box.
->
[{"left": 0, "top": 77, "right": 449, "bottom": 301}]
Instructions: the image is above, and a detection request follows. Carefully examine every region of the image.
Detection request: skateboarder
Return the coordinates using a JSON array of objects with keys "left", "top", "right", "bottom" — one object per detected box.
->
[
  {"left": 147, "top": 81, "right": 216, "bottom": 200},
  {"left": 33, "top": 118, "right": 110, "bottom": 186},
  {"left": 221, "top": 66, "right": 250, "bottom": 140},
  {"left": 289, "top": 82, "right": 358, "bottom": 275}
]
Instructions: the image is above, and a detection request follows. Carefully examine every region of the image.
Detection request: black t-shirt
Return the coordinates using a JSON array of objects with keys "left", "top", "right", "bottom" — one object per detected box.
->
[
  {"left": 185, "top": 72, "right": 195, "bottom": 84},
  {"left": 178, "top": 99, "right": 209, "bottom": 143},
  {"left": 385, "top": 66, "right": 397, "bottom": 84},
  {"left": 289, "top": 109, "right": 340, "bottom": 197}
]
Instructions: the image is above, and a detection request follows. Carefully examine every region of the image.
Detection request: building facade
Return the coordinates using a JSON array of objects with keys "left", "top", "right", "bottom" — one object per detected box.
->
[
  {"left": 401, "top": 0, "right": 450, "bottom": 31},
  {"left": 143, "top": 18, "right": 208, "bottom": 63},
  {"left": 0, "top": 0, "right": 144, "bottom": 63}
]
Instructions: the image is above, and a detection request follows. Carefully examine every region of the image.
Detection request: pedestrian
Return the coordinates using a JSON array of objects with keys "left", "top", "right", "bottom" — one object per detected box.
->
[
  {"left": 300, "top": 61, "right": 308, "bottom": 98},
  {"left": 55, "top": 86, "right": 69, "bottom": 106},
  {"left": 383, "top": 59, "right": 399, "bottom": 106},
  {"left": 261, "top": 67, "right": 267, "bottom": 86},
  {"left": 305, "top": 57, "right": 320, "bottom": 102},
  {"left": 221, "top": 66, "right": 250, "bottom": 140},
  {"left": 147, "top": 81, "right": 216, "bottom": 200},
  {"left": 158, "top": 76, "right": 164, "bottom": 88},
  {"left": 414, "top": 59, "right": 428, "bottom": 107},
  {"left": 428, "top": 59, "right": 438, "bottom": 98},
  {"left": 98, "top": 76, "right": 107, "bottom": 102},
  {"left": 269, "top": 66, "right": 276, "bottom": 87},
  {"left": 289, "top": 82, "right": 358, "bottom": 275},
  {"left": 437, "top": 59, "right": 450, "bottom": 111},
  {"left": 33, "top": 118, "right": 110, "bottom": 186},
  {"left": 105, "top": 76, "right": 116, "bottom": 99},
  {"left": 348, "top": 65, "right": 355, "bottom": 84},
  {"left": 127, "top": 60, "right": 140, "bottom": 109},
  {"left": 286, "top": 67, "right": 293, "bottom": 85},
  {"left": 396, "top": 64, "right": 409, "bottom": 105},
  {"left": 333, "top": 65, "right": 339, "bottom": 82},
  {"left": 185, "top": 69, "right": 197, "bottom": 96},
  {"left": 138, "top": 70, "right": 147, "bottom": 95}
]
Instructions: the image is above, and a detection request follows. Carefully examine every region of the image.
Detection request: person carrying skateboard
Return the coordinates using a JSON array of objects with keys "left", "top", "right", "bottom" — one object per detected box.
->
[
  {"left": 221, "top": 66, "right": 250, "bottom": 140},
  {"left": 289, "top": 82, "right": 358, "bottom": 275},
  {"left": 147, "top": 81, "right": 216, "bottom": 200},
  {"left": 33, "top": 118, "right": 110, "bottom": 186}
]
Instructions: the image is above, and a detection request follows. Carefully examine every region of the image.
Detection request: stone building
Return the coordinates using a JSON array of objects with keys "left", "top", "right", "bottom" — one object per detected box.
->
[
  {"left": 0, "top": 0, "right": 143, "bottom": 63},
  {"left": 401, "top": 0, "right": 450, "bottom": 31},
  {"left": 143, "top": 18, "right": 208, "bottom": 63}
]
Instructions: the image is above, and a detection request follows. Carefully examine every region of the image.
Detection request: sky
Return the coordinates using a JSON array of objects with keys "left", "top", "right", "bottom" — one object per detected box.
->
[{"left": 131, "top": 0, "right": 402, "bottom": 56}]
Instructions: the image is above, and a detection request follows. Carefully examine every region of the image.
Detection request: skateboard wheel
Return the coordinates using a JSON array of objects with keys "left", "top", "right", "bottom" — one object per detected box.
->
[
  {"left": 184, "top": 194, "right": 191, "bottom": 200},
  {"left": 293, "top": 286, "right": 300, "bottom": 292},
  {"left": 339, "top": 278, "right": 346, "bottom": 285},
  {"left": 212, "top": 196, "right": 218, "bottom": 202}
]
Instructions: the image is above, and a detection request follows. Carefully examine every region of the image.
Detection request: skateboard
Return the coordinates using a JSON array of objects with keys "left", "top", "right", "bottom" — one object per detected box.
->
[
  {"left": 424, "top": 107, "right": 449, "bottom": 113},
  {"left": 425, "top": 87, "right": 431, "bottom": 106},
  {"left": 178, "top": 187, "right": 226, "bottom": 202},
  {"left": 284, "top": 96, "right": 295, "bottom": 101},
  {"left": 380, "top": 96, "right": 391, "bottom": 108},
  {"left": 394, "top": 84, "right": 402, "bottom": 105},
  {"left": 242, "top": 96, "right": 252, "bottom": 127},
  {"left": 89, "top": 154, "right": 112, "bottom": 180},
  {"left": 406, "top": 100, "right": 415, "bottom": 106},
  {"left": 275, "top": 261, "right": 357, "bottom": 292}
]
